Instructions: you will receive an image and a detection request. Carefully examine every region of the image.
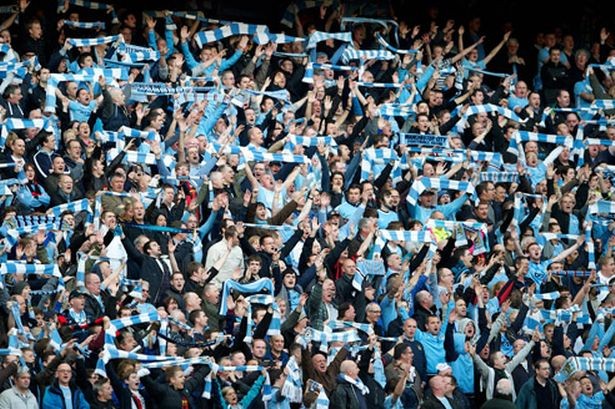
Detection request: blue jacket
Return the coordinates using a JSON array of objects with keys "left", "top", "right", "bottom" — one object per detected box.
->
[{"left": 42, "top": 382, "right": 90, "bottom": 409}]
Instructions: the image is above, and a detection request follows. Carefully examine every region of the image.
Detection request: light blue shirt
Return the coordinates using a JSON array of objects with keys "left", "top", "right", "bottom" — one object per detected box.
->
[
  {"left": 68, "top": 100, "right": 97, "bottom": 122},
  {"left": 60, "top": 385, "right": 73, "bottom": 409}
]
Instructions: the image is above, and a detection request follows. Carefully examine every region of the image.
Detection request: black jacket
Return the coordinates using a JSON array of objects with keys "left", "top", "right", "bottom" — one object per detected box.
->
[
  {"left": 83, "top": 291, "right": 117, "bottom": 322},
  {"left": 330, "top": 376, "right": 368, "bottom": 409},
  {"left": 140, "top": 365, "right": 210, "bottom": 409},
  {"left": 121, "top": 236, "right": 171, "bottom": 306}
]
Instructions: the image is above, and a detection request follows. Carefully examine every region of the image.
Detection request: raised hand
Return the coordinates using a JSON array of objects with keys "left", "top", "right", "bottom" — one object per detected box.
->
[{"left": 180, "top": 26, "right": 190, "bottom": 41}]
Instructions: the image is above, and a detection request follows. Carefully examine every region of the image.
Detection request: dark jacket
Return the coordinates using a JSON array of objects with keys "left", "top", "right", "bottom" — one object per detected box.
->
[
  {"left": 83, "top": 291, "right": 117, "bottom": 322},
  {"left": 480, "top": 397, "right": 516, "bottom": 409},
  {"left": 90, "top": 398, "right": 118, "bottom": 409},
  {"left": 106, "top": 361, "right": 148, "bottom": 409},
  {"left": 515, "top": 377, "right": 560, "bottom": 409},
  {"left": 121, "top": 236, "right": 171, "bottom": 306},
  {"left": 420, "top": 395, "right": 456, "bottom": 409},
  {"left": 140, "top": 365, "right": 210, "bottom": 409},
  {"left": 330, "top": 376, "right": 368, "bottom": 409}
]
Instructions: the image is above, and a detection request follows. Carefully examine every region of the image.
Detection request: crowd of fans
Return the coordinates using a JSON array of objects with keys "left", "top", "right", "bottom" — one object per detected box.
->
[{"left": 0, "top": 1, "right": 614, "bottom": 408}]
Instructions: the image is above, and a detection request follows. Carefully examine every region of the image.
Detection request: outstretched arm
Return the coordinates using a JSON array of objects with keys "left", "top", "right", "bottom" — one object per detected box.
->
[
  {"left": 451, "top": 36, "right": 485, "bottom": 65},
  {"left": 482, "top": 31, "right": 511, "bottom": 66}
]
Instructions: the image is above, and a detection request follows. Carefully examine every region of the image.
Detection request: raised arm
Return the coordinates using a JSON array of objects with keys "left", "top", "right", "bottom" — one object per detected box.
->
[
  {"left": 450, "top": 35, "right": 485, "bottom": 65},
  {"left": 481, "top": 31, "right": 511, "bottom": 66}
]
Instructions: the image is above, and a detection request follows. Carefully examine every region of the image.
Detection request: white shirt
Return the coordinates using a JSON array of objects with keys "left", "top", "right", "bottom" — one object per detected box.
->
[{"left": 205, "top": 240, "right": 245, "bottom": 288}]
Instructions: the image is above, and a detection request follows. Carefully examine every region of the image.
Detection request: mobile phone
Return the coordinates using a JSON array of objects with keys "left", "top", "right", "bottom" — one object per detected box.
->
[{"left": 306, "top": 379, "right": 322, "bottom": 393}]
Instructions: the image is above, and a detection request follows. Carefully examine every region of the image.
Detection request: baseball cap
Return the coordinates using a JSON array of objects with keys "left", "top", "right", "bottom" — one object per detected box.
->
[{"left": 69, "top": 289, "right": 86, "bottom": 300}]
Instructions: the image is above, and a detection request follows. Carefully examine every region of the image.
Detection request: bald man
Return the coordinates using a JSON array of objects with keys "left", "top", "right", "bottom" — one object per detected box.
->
[{"left": 330, "top": 360, "right": 369, "bottom": 409}]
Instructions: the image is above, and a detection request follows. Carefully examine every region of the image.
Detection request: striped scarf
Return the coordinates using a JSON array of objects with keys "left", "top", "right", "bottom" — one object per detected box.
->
[
  {"left": 194, "top": 23, "right": 268, "bottom": 48},
  {"left": 479, "top": 172, "right": 519, "bottom": 183},
  {"left": 341, "top": 47, "right": 396, "bottom": 63},
  {"left": 244, "top": 294, "right": 282, "bottom": 343},
  {"left": 306, "top": 31, "right": 352, "bottom": 50},
  {"left": 554, "top": 357, "right": 615, "bottom": 382},
  {"left": 406, "top": 177, "right": 476, "bottom": 206},
  {"left": 67, "top": 34, "right": 121, "bottom": 47},
  {"left": 63, "top": 20, "right": 105, "bottom": 30},
  {"left": 219, "top": 278, "right": 275, "bottom": 315},
  {"left": 360, "top": 147, "right": 405, "bottom": 183},
  {"left": 507, "top": 130, "right": 572, "bottom": 161},
  {"left": 281, "top": 356, "right": 303, "bottom": 403}
]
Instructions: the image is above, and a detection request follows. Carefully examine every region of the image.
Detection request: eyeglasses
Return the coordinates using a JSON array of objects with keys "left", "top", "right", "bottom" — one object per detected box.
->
[{"left": 368, "top": 310, "right": 381, "bottom": 314}]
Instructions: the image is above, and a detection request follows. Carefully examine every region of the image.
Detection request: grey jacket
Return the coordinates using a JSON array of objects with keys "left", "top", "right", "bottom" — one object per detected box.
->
[{"left": 0, "top": 386, "right": 39, "bottom": 409}]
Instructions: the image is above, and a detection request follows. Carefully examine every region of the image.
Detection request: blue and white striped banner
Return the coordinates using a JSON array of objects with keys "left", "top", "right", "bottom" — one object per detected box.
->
[
  {"left": 426, "top": 219, "right": 488, "bottom": 235},
  {"left": 116, "top": 42, "right": 160, "bottom": 62},
  {"left": 399, "top": 133, "right": 447, "bottom": 147},
  {"left": 67, "top": 34, "right": 121, "bottom": 47},
  {"left": 552, "top": 270, "right": 591, "bottom": 277},
  {"left": 129, "top": 82, "right": 213, "bottom": 96},
  {"left": 306, "top": 31, "right": 352, "bottom": 50},
  {"left": 588, "top": 200, "right": 615, "bottom": 216},
  {"left": 554, "top": 357, "right": 615, "bottom": 383},
  {"left": 63, "top": 20, "right": 106, "bottom": 30},
  {"left": 244, "top": 294, "right": 281, "bottom": 343},
  {"left": 378, "top": 229, "right": 434, "bottom": 243},
  {"left": 243, "top": 88, "right": 291, "bottom": 104},
  {"left": 302, "top": 61, "right": 356, "bottom": 83},
  {"left": 287, "top": 134, "right": 337, "bottom": 147},
  {"left": 46, "top": 198, "right": 92, "bottom": 218},
  {"left": 0, "top": 263, "right": 63, "bottom": 292},
  {"left": 1, "top": 118, "right": 54, "bottom": 147},
  {"left": 591, "top": 100, "right": 615, "bottom": 110},
  {"left": 304, "top": 327, "right": 361, "bottom": 345},
  {"left": 538, "top": 233, "right": 580, "bottom": 242},
  {"left": 14, "top": 215, "right": 58, "bottom": 227},
  {"left": 327, "top": 320, "right": 374, "bottom": 335},
  {"left": 80, "top": 67, "right": 129, "bottom": 83},
  {"left": 195, "top": 23, "right": 268, "bottom": 48},
  {"left": 360, "top": 147, "right": 399, "bottom": 181},
  {"left": 241, "top": 223, "right": 298, "bottom": 232},
  {"left": 105, "top": 311, "right": 160, "bottom": 345},
  {"left": 240, "top": 147, "right": 310, "bottom": 164},
  {"left": 507, "top": 130, "right": 572, "bottom": 159},
  {"left": 533, "top": 291, "right": 560, "bottom": 301},
  {"left": 407, "top": 177, "right": 476, "bottom": 206},
  {"left": 585, "top": 221, "right": 596, "bottom": 270},
  {"left": 281, "top": 356, "right": 303, "bottom": 403},
  {"left": 584, "top": 138, "right": 615, "bottom": 148},
  {"left": 379, "top": 104, "right": 415, "bottom": 118},
  {"left": 462, "top": 103, "right": 524, "bottom": 123},
  {"left": 0, "top": 60, "right": 37, "bottom": 79},
  {"left": 106, "top": 148, "right": 156, "bottom": 165},
  {"left": 479, "top": 172, "right": 519, "bottom": 183},
  {"left": 5, "top": 222, "right": 59, "bottom": 247},
  {"left": 342, "top": 47, "right": 396, "bottom": 63},
  {"left": 219, "top": 278, "right": 275, "bottom": 315}
]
